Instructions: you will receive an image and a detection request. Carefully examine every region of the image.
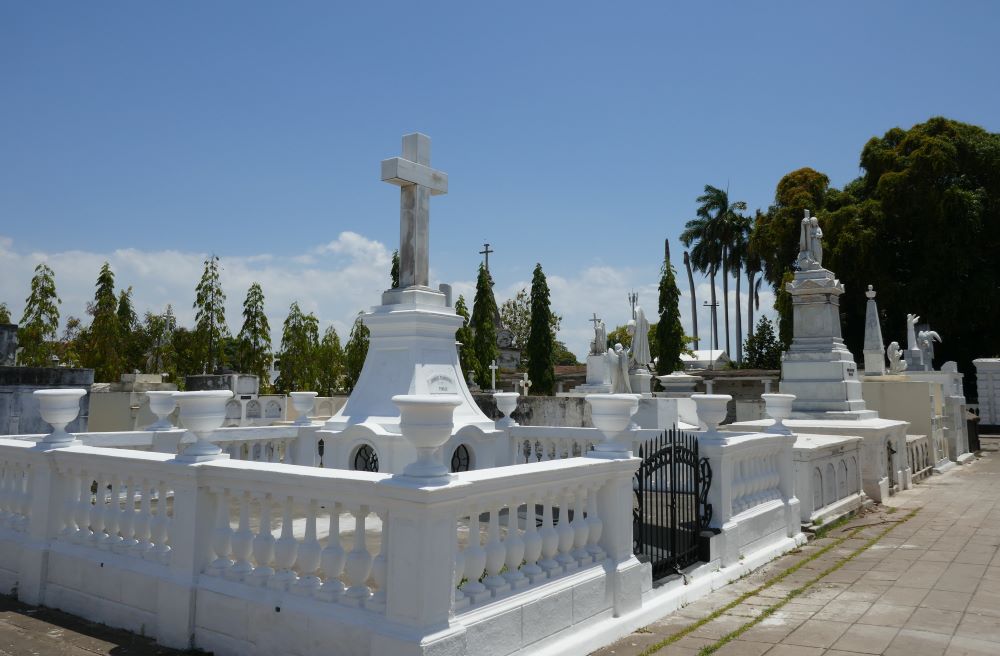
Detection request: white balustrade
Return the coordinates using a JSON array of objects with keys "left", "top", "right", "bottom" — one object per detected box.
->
[{"left": 907, "top": 434, "right": 933, "bottom": 482}]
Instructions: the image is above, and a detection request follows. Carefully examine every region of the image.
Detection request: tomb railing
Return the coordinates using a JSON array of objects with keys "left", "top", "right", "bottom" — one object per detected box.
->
[{"left": 906, "top": 434, "right": 933, "bottom": 482}]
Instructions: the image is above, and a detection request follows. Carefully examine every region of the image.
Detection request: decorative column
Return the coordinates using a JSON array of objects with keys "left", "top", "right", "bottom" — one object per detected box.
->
[{"left": 763, "top": 394, "right": 801, "bottom": 538}]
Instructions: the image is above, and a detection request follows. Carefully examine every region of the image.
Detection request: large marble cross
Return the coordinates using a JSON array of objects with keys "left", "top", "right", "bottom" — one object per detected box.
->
[{"left": 382, "top": 133, "right": 448, "bottom": 289}]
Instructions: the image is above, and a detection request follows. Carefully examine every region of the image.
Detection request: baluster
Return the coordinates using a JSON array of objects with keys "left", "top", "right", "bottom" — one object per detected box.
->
[
  {"left": 453, "top": 510, "right": 469, "bottom": 610},
  {"left": 503, "top": 500, "right": 526, "bottom": 589},
  {"left": 269, "top": 442, "right": 280, "bottom": 463},
  {"left": 555, "top": 490, "right": 577, "bottom": 571},
  {"left": 228, "top": 442, "right": 241, "bottom": 460},
  {"left": 149, "top": 480, "right": 171, "bottom": 563},
  {"left": 15, "top": 465, "right": 30, "bottom": 531},
  {"left": 367, "top": 509, "right": 388, "bottom": 611},
  {"left": 73, "top": 474, "right": 91, "bottom": 544},
  {"left": 317, "top": 502, "right": 346, "bottom": 600},
  {"left": 250, "top": 494, "right": 276, "bottom": 585},
  {"left": 520, "top": 495, "right": 544, "bottom": 584},
  {"left": 294, "top": 499, "right": 322, "bottom": 595},
  {"left": 483, "top": 506, "right": 509, "bottom": 595},
  {"left": 227, "top": 491, "right": 254, "bottom": 580},
  {"left": 117, "top": 477, "right": 137, "bottom": 553},
  {"left": 60, "top": 468, "right": 80, "bottom": 540},
  {"left": 585, "top": 483, "right": 606, "bottom": 561},
  {"left": 460, "top": 507, "right": 489, "bottom": 604},
  {"left": 208, "top": 488, "right": 234, "bottom": 576},
  {"left": 89, "top": 474, "right": 106, "bottom": 545},
  {"left": 342, "top": 505, "right": 372, "bottom": 605},
  {"left": 133, "top": 478, "right": 152, "bottom": 556},
  {"left": 538, "top": 496, "right": 561, "bottom": 576},
  {"left": 571, "top": 487, "right": 590, "bottom": 565},
  {"left": 102, "top": 477, "right": 120, "bottom": 550},
  {"left": 271, "top": 495, "right": 299, "bottom": 590}
]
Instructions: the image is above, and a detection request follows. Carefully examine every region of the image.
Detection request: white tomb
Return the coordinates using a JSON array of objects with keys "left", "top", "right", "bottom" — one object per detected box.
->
[{"left": 321, "top": 134, "right": 502, "bottom": 473}]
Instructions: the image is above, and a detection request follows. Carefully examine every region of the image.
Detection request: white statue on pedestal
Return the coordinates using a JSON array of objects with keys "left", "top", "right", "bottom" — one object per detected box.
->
[
  {"left": 887, "top": 342, "right": 907, "bottom": 374},
  {"left": 906, "top": 314, "right": 920, "bottom": 352},
  {"left": 609, "top": 344, "right": 632, "bottom": 394},
  {"left": 796, "top": 210, "right": 824, "bottom": 270},
  {"left": 628, "top": 306, "right": 651, "bottom": 371},
  {"left": 917, "top": 330, "right": 942, "bottom": 371}
]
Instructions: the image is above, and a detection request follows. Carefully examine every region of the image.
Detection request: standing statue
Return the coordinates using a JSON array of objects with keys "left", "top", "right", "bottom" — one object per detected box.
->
[
  {"left": 628, "top": 306, "right": 651, "bottom": 371},
  {"left": 917, "top": 330, "right": 942, "bottom": 371},
  {"left": 809, "top": 216, "right": 823, "bottom": 266},
  {"left": 796, "top": 210, "right": 823, "bottom": 270},
  {"left": 592, "top": 319, "right": 608, "bottom": 356},
  {"left": 906, "top": 314, "right": 921, "bottom": 352},
  {"left": 887, "top": 341, "right": 907, "bottom": 374},
  {"left": 609, "top": 343, "right": 632, "bottom": 394}
]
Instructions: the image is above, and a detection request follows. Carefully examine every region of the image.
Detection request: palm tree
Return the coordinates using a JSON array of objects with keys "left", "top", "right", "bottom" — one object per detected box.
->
[
  {"left": 726, "top": 213, "right": 753, "bottom": 364},
  {"left": 683, "top": 251, "right": 698, "bottom": 349},
  {"left": 744, "top": 211, "right": 766, "bottom": 347},
  {"left": 681, "top": 185, "right": 746, "bottom": 357}
]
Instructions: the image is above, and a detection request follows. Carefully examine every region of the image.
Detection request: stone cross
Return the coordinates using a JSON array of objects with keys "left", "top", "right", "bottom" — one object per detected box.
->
[
  {"left": 488, "top": 359, "right": 499, "bottom": 391},
  {"left": 381, "top": 133, "right": 448, "bottom": 289},
  {"left": 479, "top": 242, "right": 494, "bottom": 272},
  {"left": 519, "top": 373, "right": 532, "bottom": 396},
  {"left": 589, "top": 312, "right": 601, "bottom": 330}
]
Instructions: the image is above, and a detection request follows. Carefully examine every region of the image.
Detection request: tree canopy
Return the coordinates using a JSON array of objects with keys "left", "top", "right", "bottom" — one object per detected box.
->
[
  {"left": 470, "top": 264, "right": 499, "bottom": 387},
  {"left": 655, "top": 254, "right": 686, "bottom": 374},
  {"left": 193, "top": 255, "right": 229, "bottom": 374},
  {"left": 275, "top": 302, "right": 319, "bottom": 392},
  {"left": 454, "top": 295, "right": 477, "bottom": 379},
  {"left": 0, "top": 303, "right": 10, "bottom": 324},
  {"left": 343, "top": 314, "right": 370, "bottom": 393},
  {"left": 84, "top": 262, "right": 124, "bottom": 381},
  {"left": 751, "top": 117, "right": 1000, "bottom": 386},
  {"left": 237, "top": 282, "right": 272, "bottom": 390}
]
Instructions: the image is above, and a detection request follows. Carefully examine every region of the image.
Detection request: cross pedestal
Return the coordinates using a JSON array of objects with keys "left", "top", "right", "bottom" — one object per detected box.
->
[{"left": 325, "top": 134, "right": 498, "bottom": 452}]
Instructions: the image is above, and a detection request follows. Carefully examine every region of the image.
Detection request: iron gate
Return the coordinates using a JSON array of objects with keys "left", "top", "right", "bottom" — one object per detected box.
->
[{"left": 633, "top": 428, "right": 712, "bottom": 578}]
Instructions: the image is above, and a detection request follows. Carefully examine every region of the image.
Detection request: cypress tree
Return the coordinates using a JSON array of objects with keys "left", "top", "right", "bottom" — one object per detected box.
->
[
  {"left": 193, "top": 255, "right": 229, "bottom": 374},
  {"left": 470, "top": 264, "right": 499, "bottom": 388},
  {"left": 343, "top": 314, "right": 370, "bottom": 393},
  {"left": 317, "top": 325, "right": 345, "bottom": 396},
  {"left": 87, "top": 262, "right": 123, "bottom": 381},
  {"left": 275, "top": 302, "right": 319, "bottom": 392},
  {"left": 390, "top": 250, "right": 400, "bottom": 289},
  {"left": 237, "top": 282, "right": 272, "bottom": 389},
  {"left": 656, "top": 255, "right": 686, "bottom": 375},
  {"left": 454, "top": 295, "right": 477, "bottom": 379},
  {"left": 0, "top": 303, "right": 10, "bottom": 324},
  {"left": 527, "top": 263, "right": 555, "bottom": 395}
]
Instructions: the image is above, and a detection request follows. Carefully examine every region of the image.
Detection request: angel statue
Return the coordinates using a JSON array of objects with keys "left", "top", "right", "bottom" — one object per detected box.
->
[
  {"left": 628, "top": 306, "right": 652, "bottom": 371},
  {"left": 591, "top": 319, "right": 608, "bottom": 356},
  {"left": 609, "top": 343, "right": 632, "bottom": 394},
  {"left": 906, "top": 314, "right": 921, "bottom": 352},
  {"left": 796, "top": 210, "right": 824, "bottom": 269},
  {"left": 917, "top": 330, "right": 942, "bottom": 371},
  {"left": 887, "top": 342, "right": 907, "bottom": 374}
]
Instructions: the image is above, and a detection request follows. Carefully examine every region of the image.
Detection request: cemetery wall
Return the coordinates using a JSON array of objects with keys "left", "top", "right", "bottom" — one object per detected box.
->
[{"left": 0, "top": 367, "right": 94, "bottom": 435}]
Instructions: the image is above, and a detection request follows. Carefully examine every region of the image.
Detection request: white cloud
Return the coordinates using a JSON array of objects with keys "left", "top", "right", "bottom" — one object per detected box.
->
[{"left": 0, "top": 233, "right": 778, "bottom": 368}]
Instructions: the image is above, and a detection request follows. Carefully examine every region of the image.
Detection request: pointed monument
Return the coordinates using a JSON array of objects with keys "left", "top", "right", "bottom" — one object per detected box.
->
[
  {"left": 323, "top": 134, "right": 499, "bottom": 472},
  {"left": 779, "top": 211, "right": 877, "bottom": 419},
  {"left": 863, "top": 285, "right": 886, "bottom": 376}
]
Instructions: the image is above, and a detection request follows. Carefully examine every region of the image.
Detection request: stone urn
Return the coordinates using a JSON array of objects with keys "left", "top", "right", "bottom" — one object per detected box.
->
[
  {"left": 493, "top": 392, "right": 519, "bottom": 429},
  {"left": 290, "top": 391, "right": 319, "bottom": 426},
  {"left": 393, "top": 394, "right": 462, "bottom": 484},
  {"left": 145, "top": 391, "right": 178, "bottom": 431},
  {"left": 174, "top": 390, "right": 233, "bottom": 462},
  {"left": 692, "top": 394, "right": 732, "bottom": 434},
  {"left": 762, "top": 393, "right": 795, "bottom": 435},
  {"left": 586, "top": 393, "right": 640, "bottom": 458},
  {"left": 34, "top": 389, "right": 87, "bottom": 447}
]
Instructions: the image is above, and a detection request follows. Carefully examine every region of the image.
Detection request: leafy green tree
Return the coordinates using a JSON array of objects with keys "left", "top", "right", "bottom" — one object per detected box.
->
[
  {"left": 18, "top": 263, "right": 61, "bottom": 366},
  {"left": 454, "top": 295, "right": 477, "bottom": 378},
  {"left": 552, "top": 340, "right": 579, "bottom": 366},
  {"left": 117, "top": 286, "right": 145, "bottom": 373},
  {"left": 527, "top": 264, "right": 555, "bottom": 395},
  {"left": 470, "top": 264, "right": 499, "bottom": 387},
  {"left": 316, "top": 325, "right": 345, "bottom": 396},
  {"left": 275, "top": 302, "right": 319, "bottom": 392},
  {"left": 656, "top": 254, "right": 686, "bottom": 375},
  {"left": 193, "top": 255, "right": 229, "bottom": 374},
  {"left": 237, "top": 283, "right": 272, "bottom": 390},
  {"left": 139, "top": 307, "right": 177, "bottom": 378},
  {"left": 390, "top": 249, "right": 400, "bottom": 289},
  {"left": 343, "top": 314, "right": 370, "bottom": 393},
  {"left": 499, "top": 287, "right": 561, "bottom": 367},
  {"left": 170, "top": 326, "right": 201, "bottom": 389},
  {"left": 0, "top": 303, "right": 11, "bottom": 324},
  {"left": 55, "top": 316, "right": 85, "bottom": 367},
  {"left": 742, "top": 318, "right": 783, "bottom": 369},
  {"left": 83, "top": 262, "right": 125, "bottom": 381}
]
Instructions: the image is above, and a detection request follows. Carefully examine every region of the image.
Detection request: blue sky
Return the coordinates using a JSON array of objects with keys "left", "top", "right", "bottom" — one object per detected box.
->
[{"left": 2, "top": 2, "right": 998, "bottom": 359}]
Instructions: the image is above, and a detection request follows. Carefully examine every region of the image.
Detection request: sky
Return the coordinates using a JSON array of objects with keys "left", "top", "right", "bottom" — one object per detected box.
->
[{"left": 2, "top": 1, "right": 998, "bottom": 361}]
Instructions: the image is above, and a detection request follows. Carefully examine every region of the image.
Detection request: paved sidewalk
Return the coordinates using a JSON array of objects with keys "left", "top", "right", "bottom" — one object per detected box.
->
[{"left": 593, "top": 439, "right": 1000, "bottom": 656}]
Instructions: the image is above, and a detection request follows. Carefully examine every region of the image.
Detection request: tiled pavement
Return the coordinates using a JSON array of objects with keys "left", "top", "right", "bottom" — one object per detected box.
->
[{"left": 593, "top": 438, "right": 1000, "bottom": 656}]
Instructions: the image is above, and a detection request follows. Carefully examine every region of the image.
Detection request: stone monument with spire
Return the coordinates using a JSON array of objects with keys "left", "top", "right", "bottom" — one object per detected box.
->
[
  {"left": 323, "top": 134, "right": 500, "bottom": 472},
  {"left": 779, "top": 210, "right": 876, "bottom": 419},
  {"left": 862, "top": 285, "right": 886, "bottom": 376}
]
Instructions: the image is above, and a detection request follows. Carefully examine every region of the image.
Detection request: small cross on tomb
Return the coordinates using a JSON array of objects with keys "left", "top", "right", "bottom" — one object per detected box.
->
[
  {"left": 381, "top": 133, "right": 448, "bottom": 289},
  {"left": 589, "top": 312, "right": 601, "bottom": 330},
  {"left": 488, "top": 359, "right": 499, "bottom": 391},
  {"left": 479, "top": 242, "right": 494, "bottom": 272},
  {"left": 519, "top": 373, "right": 533, "bottom": 396}
]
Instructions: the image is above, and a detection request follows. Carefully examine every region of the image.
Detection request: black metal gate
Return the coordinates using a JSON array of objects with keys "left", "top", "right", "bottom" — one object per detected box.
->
[{"left": 633, "top": 428, "right": 712, "bottom": 578}]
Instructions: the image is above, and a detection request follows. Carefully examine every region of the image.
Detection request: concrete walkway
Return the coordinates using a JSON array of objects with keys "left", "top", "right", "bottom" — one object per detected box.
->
[{"left": 593, "top": 438, "right": 1000, "bottom": 656}]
